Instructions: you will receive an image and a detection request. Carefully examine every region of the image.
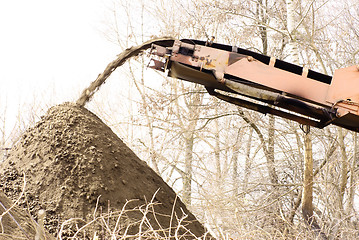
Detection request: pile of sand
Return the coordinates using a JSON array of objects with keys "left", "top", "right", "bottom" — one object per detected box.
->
[{"left": 0, "top": 103, "right": 210, "bottom": 239}]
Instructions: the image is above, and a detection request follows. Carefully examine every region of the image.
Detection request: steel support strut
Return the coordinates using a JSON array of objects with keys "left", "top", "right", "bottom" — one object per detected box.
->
[{"left": 205, "top": 87, "right": 335, "bottom": 129}]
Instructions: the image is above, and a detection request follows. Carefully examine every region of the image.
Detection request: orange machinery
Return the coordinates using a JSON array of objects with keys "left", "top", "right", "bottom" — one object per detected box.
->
[{"left": 148, "top": 39, "right": 359, "bottom": 132}]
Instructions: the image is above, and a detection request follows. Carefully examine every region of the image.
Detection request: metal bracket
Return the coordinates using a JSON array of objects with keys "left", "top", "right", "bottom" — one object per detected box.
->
[{"left": 148, "top": 59, "right": 166, "bottom": 72}]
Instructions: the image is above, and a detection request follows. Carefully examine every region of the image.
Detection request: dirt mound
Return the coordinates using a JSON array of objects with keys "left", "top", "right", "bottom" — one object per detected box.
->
[{"left": 0, "top": 103, "right": 209, "bottom": 239}]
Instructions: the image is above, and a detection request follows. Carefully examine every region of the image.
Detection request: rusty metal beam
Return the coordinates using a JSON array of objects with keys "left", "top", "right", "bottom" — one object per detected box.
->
[{"left": 206, "top": 88, "right": 326, "bottom": 128}]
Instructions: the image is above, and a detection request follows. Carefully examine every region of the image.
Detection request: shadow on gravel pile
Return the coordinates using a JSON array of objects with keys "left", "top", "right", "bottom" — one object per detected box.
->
[{"left": 0, "top": 103, "right": 210, "bottom": 239}]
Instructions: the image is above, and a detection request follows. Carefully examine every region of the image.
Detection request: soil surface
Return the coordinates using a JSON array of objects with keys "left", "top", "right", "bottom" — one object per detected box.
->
[{"left": 0, "top": 103, "right": 209, "bottom": 239}]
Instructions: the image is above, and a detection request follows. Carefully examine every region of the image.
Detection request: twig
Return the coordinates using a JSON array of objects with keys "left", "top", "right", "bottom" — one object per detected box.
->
[
  {"left": 112, "top": 199, "right": 135, "bottom": 234},
  {"left": 93, "top": 195, "right": 102, "bottom": 221},
  {"left": 168, "top": 194, "right": 178, "bottom": 238},
  {"left": 58, "top": 217, "right": 85, "bottom": 240}
]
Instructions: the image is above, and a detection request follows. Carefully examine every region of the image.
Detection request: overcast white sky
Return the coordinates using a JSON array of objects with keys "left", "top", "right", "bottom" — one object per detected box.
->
[{"left": 0, "top": 0, "right": 121, "bottom": 140}]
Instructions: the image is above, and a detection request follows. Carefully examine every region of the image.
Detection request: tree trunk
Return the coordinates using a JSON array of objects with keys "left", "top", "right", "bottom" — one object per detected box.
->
[
  {"left": 214, "top": 118, "right": 221, "bottom": 182},
  {"left": 285, "top": 0, "right": 324, "bottom": 236},
  {"left": 243, "top": 128, "right": 253, "bottom": 194},
  {"left": 347, "top": 132, "right": 357, "bottom": 214},
  {"left": 257, "top": 0, "right": 268, "bottom": 54},
  {"left": 267, "top": 114, "right": 277, "bottom": 185},
  {"left": 302, "top": 126, "right": 314, "bottom": 224},
  {"left": 232, "top": 127, "right": 243, "bottom": 198},
  {"left": 183, "top": 132, "right": 194, "bottom": 206},
  {"left": 285, "top": 0, "right": 300, "bottom": 63},
  {"left": 302, "top": 128, "right": 327, "bottom": 239},
  {"left": 256, "top": 0, "right": 278, "bottom": 187},
  {"left": 181, "top": 87, "right": 202, "bottom": 207},
  {"left": 338, "top": 127, "right": 348, "bottom": 213}
]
